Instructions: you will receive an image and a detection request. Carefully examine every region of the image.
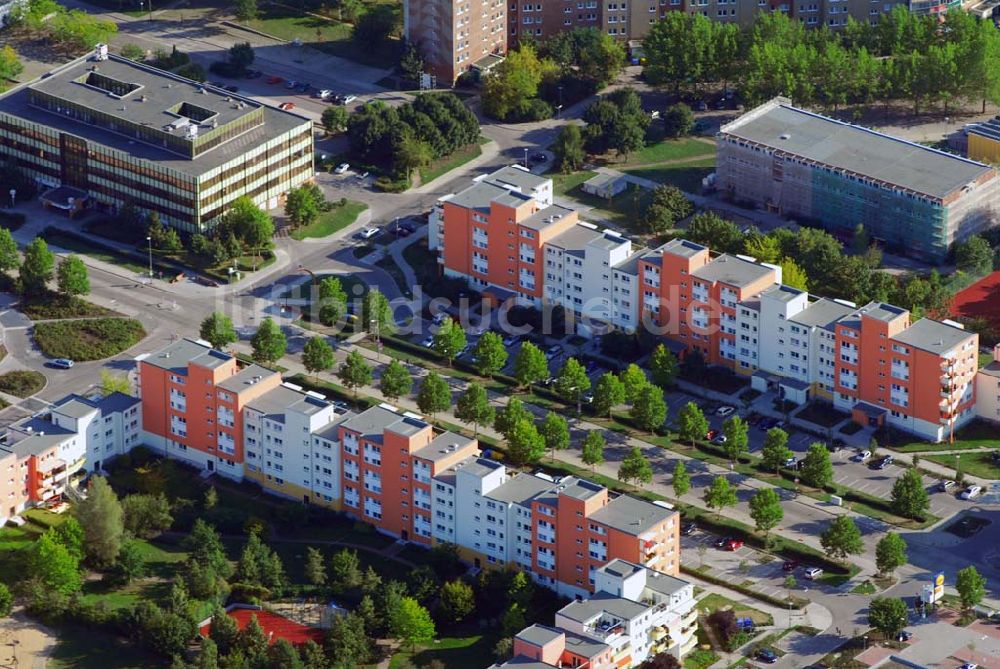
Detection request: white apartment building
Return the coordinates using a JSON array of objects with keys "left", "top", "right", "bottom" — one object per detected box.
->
[
  {"left": 242, "top": 382, "right": 345, "bottom": 506},
  {"left": 48, "top": 393, "right": 143, "bottom": 473},
  {"left": 976, "top": 344, "right": 1000, "bottom": 424},
  {"left": 553, "top": 559, "right": 698, "bottom": 666}
]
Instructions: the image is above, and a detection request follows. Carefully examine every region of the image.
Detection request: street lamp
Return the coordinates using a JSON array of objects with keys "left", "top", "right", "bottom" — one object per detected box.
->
[
  {"left": 557, "top": 85, "right": 564, "bottom": 113},
  {"left": 523, "top": 148, "right": 529, "bottom": 169},
  {"left": 146, "top": 235, "right": 153, "bottom": 280},
  {"left": 370, "top": 317, "right": 381, "bottom": 361}
]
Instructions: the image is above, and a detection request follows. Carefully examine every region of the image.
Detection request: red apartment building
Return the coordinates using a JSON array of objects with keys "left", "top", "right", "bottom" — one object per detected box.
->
[{"left": 137, "top": 338, "right": 282, "bottom": 479}]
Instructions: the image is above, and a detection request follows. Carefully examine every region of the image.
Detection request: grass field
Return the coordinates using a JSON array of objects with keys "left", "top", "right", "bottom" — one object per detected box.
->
[
  {"left": 624, "top": 158, "right": 717, "bottom": 192},
  {"left": 34, "top": 318, "right": 146, "bottom": 361},
  {"left": 289, "top": 201, "right": 368, "bottom": 240},
  {"left": 564, "top": 181, "right": 655, "bottom": 228},
  {"left": 551, "top": 170, "right": 597, "bottom": 196},
  {"left": 882, "top": 420, "right": 1000, "bottom": 453},
  {"left": 20, "top": 293, "right": 115, "bottom": 321},
  {"left": 245, "top": 4, "right": 401, "bottom": 69},
  {"left": 926, "top": 451, "right": 1000, "bottom": 479},
  {"left": 49, "top": 625, "right": 166, "bottom": 669},
  {"left": 698, "top": 592, "right": 774, "bottom": 626},
  {"left": 419, "top": 139, "right": 487, "bottom": 185},
  {"left": 41, "top": 229, "right": 148, "bottom": 275},
  {"left": 0, "top": 370, "right": 46, "bottom": 397},
  {"left": 621, "top": 137, "right": 716, "bottom": 166},
  {"left": 388, "top": 634, "right": 490, "bottom": 669}
]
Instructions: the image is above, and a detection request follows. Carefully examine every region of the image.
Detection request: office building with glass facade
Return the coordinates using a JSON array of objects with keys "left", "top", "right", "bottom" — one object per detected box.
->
[{"left": 0, "top": 46, "right": 313, "bottom": 232}]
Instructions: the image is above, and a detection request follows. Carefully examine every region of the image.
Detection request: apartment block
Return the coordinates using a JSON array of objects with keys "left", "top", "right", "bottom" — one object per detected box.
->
[
  {"left": 405, "top": 0, "right": 507, "bottom": 84},
  {"left": 975, "top": 344, "right": 1000, "bottom": 424},
  {"left": 717, "top": 97, "right": 1000, "bottom": 261},
  {"left": 494, "top": 559, "right": 698, "bottom": 668},
  {"left": 0, "top": 47, "right": 313, "bottom": 231},
  {"left": 0, "top": 392, "right": 140, "bottom": 523}
]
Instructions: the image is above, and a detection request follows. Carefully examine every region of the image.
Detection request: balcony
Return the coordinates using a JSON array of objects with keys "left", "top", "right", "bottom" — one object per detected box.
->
[
  {"left": 589, "top": 619, "right": 626, "bottom": 641},
  {"left": 652, "top": 626, "right": 667, "bottom": 641}
]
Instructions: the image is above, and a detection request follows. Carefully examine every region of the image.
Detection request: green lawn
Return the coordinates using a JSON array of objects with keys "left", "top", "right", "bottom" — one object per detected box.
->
[
  {"left": 41, "top": 229, "right": 148, "bottom": 275},
  {"left": 926, "top": 451, "right": 1000, "bottom": 479},
  {"left": 882, "top": 419, "right": 999, "bottom": 453},
  {"left": 622, "top": 137, "right": 716, "bottom": 166},
  {"left": 49, "top": 625, "right": 166, "bottom": 669},
  {"left": 564, "top": 181, "right": 655, "bottom": 229},
  {"left": 623, "top": 157, "right": 717, "bottom": 192},
  {"left": 244, "top": 5, "right": 402, "bottom": 69},
  {"left": 419, "top": 140, "right": 486, "bottom": 185},
  {"left": 388, "top": 634, "right": 490, "bottom": 669},
  {"left": 290, "top": 201, "right": 368, "bottom": 240},
  {"left": 551, "top": 170, "right": 597, "bottom": 197},
  {"left": 698, "top": 592, "right": 774, "bottom": 626}
]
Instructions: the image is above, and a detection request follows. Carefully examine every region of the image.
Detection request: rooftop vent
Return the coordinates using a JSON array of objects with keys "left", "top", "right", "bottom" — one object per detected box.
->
[{"left": 779, "top": 133, "right": 790, "bottom": 140}]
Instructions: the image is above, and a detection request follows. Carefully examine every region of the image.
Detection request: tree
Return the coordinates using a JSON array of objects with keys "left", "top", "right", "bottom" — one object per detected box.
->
[
  {"left": 677, "top": 401, "right": 709, "bottom": 445},
  {"left": 552, "top": 124, "right": 586, "bottom": 173},
  {"left": 650, "top": 344, "right": 679, "bottom": 389},
  {"left": 395, "top": 136, "right": 433, "bottom": 180},
  {"left": 642, "top": 184, "right": 693, "bottom": 235},
  {"left": 875, "top": 532, "right": 908, "bottom": 578},
  {"left": 0, "top": 228, "right": 19, "bottom": 273},
  {"left": 284, "top": 185, "right": 321, "bottom": 228},
  {"left": 233, "top": 0, "right": 257, "bottom": 21},
  {"left": 631, "top": 384, "right": 667, "bottom": 433},
  {"left": 748, "top": 488, "right": 783, "bottom": 538},
  {"left": 338, "top": 350, "right": 373, "bottom": 397},
  {"left": 555, "top": 357, "right": 591, "bottom": 412},
  {"left": 388, "top": 596, "right": 436, "bottom": 650},
  {"left": 321, "top": 105, "right": 349, "bottom": 135},
  {"left": 482, "top": 44, "right": 555, "bottom": 120},
  {"left": 27, "top": 532, "right": 81, "bottom": 595},
  {"left": 954, "top": 235, "right": 993, "bottom": 276},
  {"left": 592, "top": 372, "right": 626, "bottom": 419},
  {"left": 639, "top": 654, "right": 681, "bottom": 669},
  {"left": 326, "top": 611, "right": 371, "bottom": 666},
  {"left": 238, "top": 614, "right": 268, "bottom": 667},
  {"left": 868, "top": 597, "right": 909, "bottom": 639},
  {"left": 760, "top": 428, "right": 792, "bottom": 474},
  {"left": 302, "top": 337, "right": 335, "bottom": 378},
  {"left": 703, "top": 475, "right": 737, "bottom": 516},
  {"left": 539, "top": 411, "right": 569, "bottom": 456},
  {"left": 362, "top": 288, "right": 395, "bottom": 337},
  {"left": 493, "top": 637, "right": 514, "bottom": 662},
  {"left": 234, "top": 531, "right": 286, "bottom": 594},
  {"left": 20, "top": 237, "right": 55, "bottom": 297},
  {"left": 685, "top": 212, "right": 743, "bottom": 254},
  {"left": 199, "top": 312, "right": 237, "bottom": 351},
  {"left": 120, "top": 42, "right": 145, "bottom": 62},
  {"left": 75, "top": 476, "right": 123, "bottom": 569},
  {"left": 890, "top": 468, "right": 930, "bottom": 520},
  {"left": 779, "top": 257, "right": 810, "bottom": 291},
  {"left": 455, "top": 383, "right": 494, "bottom": 436},
  {"left": 618, "top": 446, "right": 653, "bottom": 487},
  {"left": 820, "top": 516, "right": 863, "bottom": 561},
  {"left": 439, "top": 579, "right": 475, "bottom": 623},
  {"left": 101, "top": 370, "right": 131, "bottom": 396},
  {"left": 799, "top": 442, "right": 833, "bottom": 488},
  {"left": 494, "top": 398, "right": 531, "bottom": 439},
  {"left": 582, "top": 431, "right": 605, "bottom": 470},
  {"left": 619, "top": 363, "right": 648, "bottom": 403},
  {"left": 299, "top": 640, "right": 326, "bottom": 669},
  {"left": 379, "top": 359, "right": 413, "bottom": 401},
  {"left": 305, "top": 547, "right": 326, "bottom": 587},
  {"left": 269, "top": 639, "right": 302, "bottom": 669},
  {"left": 209, "top": 606, "right": 240, "bottom": 655},
  {"left": 56, "top": 254, "right": 89, "bottom": 297},
  {"left": 122, "top": 493, "right": 173, "bottom": 539},
  {"left": 317, "top": 276, "right": 348, "bottom": 327},
  {"left": 330, "top": 549, "right": 362, "bottom": 593},
  {"left": 0, "top": 583, "right": 11, "bottom": 618},
  {"left": 672, "top": 460, "right": 691, "bottom": 497},
  {"left": 353, "top": 5, "right": 398, "bottom": 44},
  {"left": 472, "top": 331, "right": 508, "bottom": 378},
  {"left": 0, "top": 45, "right": 25, "bottom": 93},
  {"left": 417, "top": 372, "right": 451, "bottom": 417},
  {"left": 722, "top": 415, "right": 748, "bottom": 463},
  {"left": 506, "top": 417, "right": 545, "bottom": 466},
  {"left": 956, "top": 565, "right": 987, "bottom": 611},
  {"left": 399, "top": 40, "right": 425, "bottom": 84},
  {"left": 513, "top": 342, "right": 550, "bottom": 390},
  {"left": 432, "top": 317, "right": 467, "bottom": 365},
  {"left": 251, "top": 317, "right": 287, "bottom": 366},
  {"left": 662, "top": 103, "right": 695, "bottom": 138}
]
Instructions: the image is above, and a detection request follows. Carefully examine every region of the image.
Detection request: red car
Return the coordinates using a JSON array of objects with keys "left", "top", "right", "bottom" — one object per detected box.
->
[
  {"left": 706, "top": 429, "right": 718, "bottom": 440},
  {"left": 267, "top": 75, "right": 284, "bottom": 85},
  {"left": 723, "top": 539, "right": 744, "bottom": 551},
  {"left": 278, "top": 102, "right": 295, "bottom": 110}
]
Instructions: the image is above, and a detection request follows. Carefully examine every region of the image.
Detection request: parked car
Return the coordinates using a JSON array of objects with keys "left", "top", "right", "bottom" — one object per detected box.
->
[
  {"left": 784, "top": 456, "right": 797, "bottom": 468},
  {"left": 284, "top": 80, "right": 299, "bottom": 89},
  {"left": 334, "top": 162, "right": 351, "bottom": 174},
  {"left": 50, "top": 358, "right": 74, "bottom": 369},
  {"left": 681, "top": 521, "right": 697, "bottom": 536},
  {"left": 781, "top": 559, "right": 800, "bottom": 572},
  {"left": 278, "top": 102, "right": 296, "bottom": 110},
  {"left": 722, "top": 538, "right": 744, "bottom": 551},
  {"left": 804, "top": 567, "right": 823, "bottom": 580},
  {"left": 851, "top": 449, "right": 871, "bottom": 463},
  {"left": 530, "top": 152, "right": 548, "bottom": 164},
  {"left": 432, "top": 311, "right": 449, "bottom": 325},
  {"left": 938, "top": 480, "right": 955, "bottom": 492},
  {"left": 358, "top": 226, "right": 379, "bottom": 239},
  {"left": 871, "top": 455, "right": 893, "bottom": 470},
  {"left": 705, "top": 429, "right": 718, "bottom": 441},
  {"left": 960, "top": 485, "right": 982, "bottom": 500},
  {"left": 714, "top": 536, "right": 734, "bottom": 548},
  {"left": 712, "top": 434, "right": 728, "bottom": 445},
  {"left": 420, "top": 335, "right": 434, "bottom": 348},
  {"left": 267, "top": 75, "right": 284, "bottom": 84},
  {"left": 338, "top": 94, "right": 357, "bottom": 105},
  {"left": 755, "top": 648, "right": 779, "bottom": 664},
  {"left": 716, "top": 405, "right": 736, "bottom": 417},
  {"left": 581, "top": 391, "right": 594, "bottom": 405},
  {"left": 959, "top": 664, "right": 978, "bottom": 669},
  {"left": 332, "top": 400, "right": 350, "bottom": 412},
  {"left": 316, "top": 89, "right": 333, "bottom": 99},
  {"left": 897, "top": 631, "right": 913, "bottom": 642},
  {"left": 546, "top": 344, "right": 563, "bottom": 360}
]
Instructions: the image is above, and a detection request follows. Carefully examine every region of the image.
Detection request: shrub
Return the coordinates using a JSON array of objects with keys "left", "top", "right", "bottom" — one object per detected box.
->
[
  {"left": 0, "top": 370, "right": 45, "bottom": 397},
  {"left": 33, "top": 318, "right": 146, "bottom": 361}
]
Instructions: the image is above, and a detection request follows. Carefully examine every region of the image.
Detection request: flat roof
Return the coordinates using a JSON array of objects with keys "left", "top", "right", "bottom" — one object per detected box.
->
[
  {"left": 484, "top": 164, "right": 550, "bottom": 192},
  {"left": 791, "top": 298, "right": 855, "bottom": 330},
  {"left": 414, "top": 432, "right": 476, "bottom": 463},
  {"left": 892, "top": 318, "right": 973, "bottom": 355},
  {"left": 340, "top": 405, "right": 430, "bottom": 442},
  {"left": 588, "top": 494, "right": 674, "bottom": 536},
  {"left": 557, "top": 591, "right": 648, "bottom": 624},
  {"left": 761, "top": 284, "right": 804, "bottom": 304},
  {"left": 453, "top": 456, "right": 504, "bottom": 479},
  {"left": 245, "top": 384, "right": 329, "bottom": 419},
  {"left": 447, "top": 181, "right": 521, "bottom": 212},
  {"left": 721, "top": 97, "right": 993, "bottom": 200},
  {"left": 217, "top": 364, "right": 280, "bottom": 393},
  {"left": 487, "top": 473, "right": 557, "bottom": 506},
  {"left": 613, "top": 249, "right": 647, "bottom": 276},
  {"left": 520, "top": 204, "right": 576, "bottom": 232},
  {"left": 516, "top": 624, "right": 563, "bottom": 648},
  {"left": 692, "top": 254, "right": 773, "bottom": 288},
  {"left": 660, "top": 238, "right": 707, "bottom": 259},
  {"left": 140, "top": 338, "right": 231, "bottom": 373},
  {"left": 546, "top": 223, "right": 604, "bottom": 254},
  {"left": 0, "top": 54, "right": 309, "bottom": 178}
]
